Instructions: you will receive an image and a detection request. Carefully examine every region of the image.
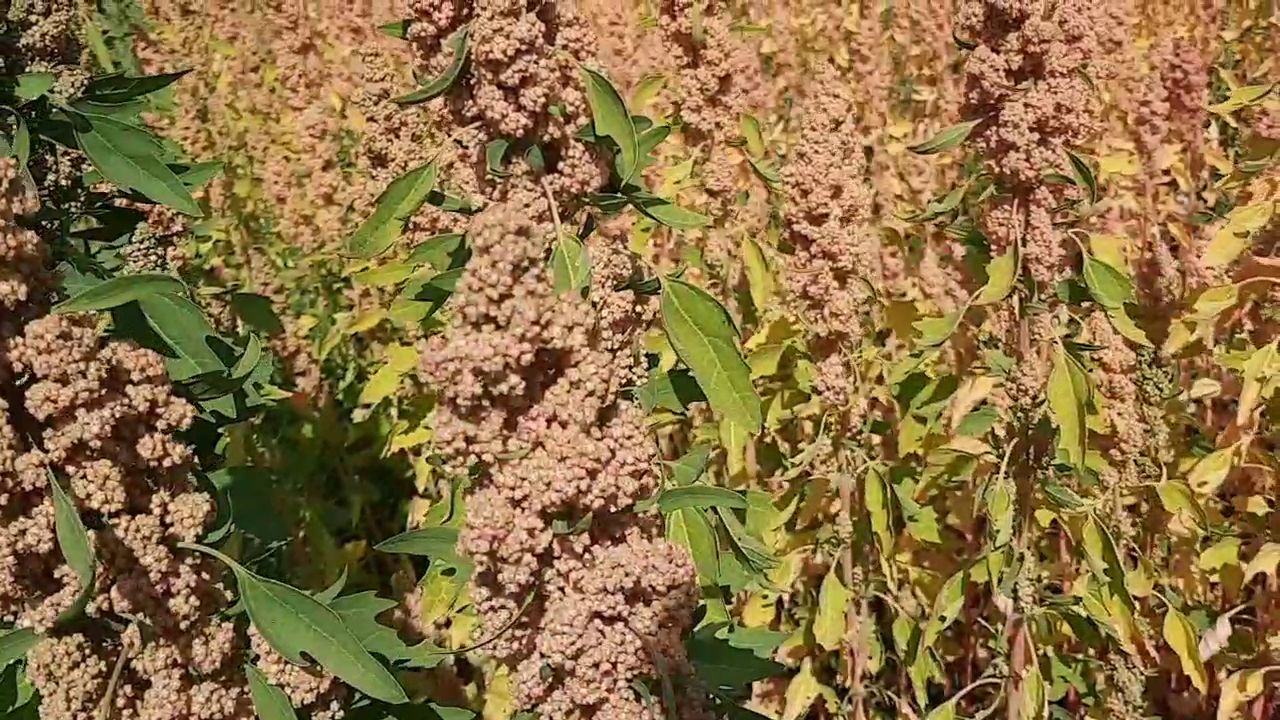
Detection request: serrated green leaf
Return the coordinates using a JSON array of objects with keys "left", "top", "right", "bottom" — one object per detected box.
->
[
  {"left": 909, "top": 119, "right": 981, "bottom": 154},
  {"left": 685, "top": 626, "right": 787, "bottom": 692},
  {"left": 182, "top": 544, "right": 408, "bottom": 704},
  {"left": 581, "top": 66, "right": 638, "bottom": 184},
  {"left": 53, "top": 272, "right": 187, "bottom": 314},
  {"left": 395, "top": 26, "right": 470, "bottom": 104},
  {"left": 658, "top": 485, "right": 748, "bottom": 514},
  {"left": 344, "top": 161, "right": 438, "bottom": 259},
  {"left": 660, "top": 278, "right": 761, "bottom": 431}
]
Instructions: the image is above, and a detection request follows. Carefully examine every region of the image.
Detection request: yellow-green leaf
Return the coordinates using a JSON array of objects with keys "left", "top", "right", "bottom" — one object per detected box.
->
[
  {"left": 909, "top": 119, "right": 981, "bottom": 154},
  {"left": 975, "top": 248, "right": 1018, "bottom": 305},
  {"left": 1047, "top": 346, "right": 1087, "bottom": 468},
  {"left": 581, "top": 66, "right": 639, "bottom": 184},
  {"left": 1217, "top": 669, "right": 1269, "bottom": 720},
  {"left": 813, "top": 567, "right": 852, "bottom": 651},
  {"left": 1244, "top": 543, "right": 1280, "bottom": 584},
  {"left": 741, "top": 234, "right": 773, "bottom": 310},
  {"left": 660, "top": 277, "right": 762, "bottom": 431},
  {"left": 358, "top": 344, "right": 419, "bottom": 406},
  {"left": 1207, "top": 83, "right": 1274, "bottom": 115},
  {"left": 1164, "top": 606, "right": 1209, "bottom": 693},
  {"left": 1188, "top": 445, "right": 1235, "bottom": 496}
]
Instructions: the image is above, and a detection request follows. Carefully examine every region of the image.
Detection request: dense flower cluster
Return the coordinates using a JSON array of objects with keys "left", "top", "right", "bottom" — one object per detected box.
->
[
  {"left": 957, "top": 0, "right": 1118, "bottom": 286},
  {"left": 421, "top": 185, "right": 701, "bottom": 720}
]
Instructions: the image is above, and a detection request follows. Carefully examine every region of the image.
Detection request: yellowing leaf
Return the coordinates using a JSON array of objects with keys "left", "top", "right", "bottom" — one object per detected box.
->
[
  {"left": 741, "top": 234, "right": 774, "bottom": 310},
  {"left": 358, "top": 344, "right": 419, "bottom": 406},
  {"left": 483, "top": 665, "right": 516, "bottom": 720},
  {"left": 1244, "top": 543, "right": 1280, "bottom": 583},
  {"left": 1047, "top": 346, "right": 1087, "bottom": 468},
  {"left": 1218, "top": 669, "right": 1271, "bottom": 720},
  {"left": 975, "top": 248, "right": 1018, "bottom": 305},
  {"left": 1188, "top": 446, "right": 1236, "bottom": 496},
  {"left": 1207, "top": 83, "right": 1275, "bottom": 115},
  {"left": 1088, "top": 233, "right": 1130, "bottom": 271},
  {"left": 783, "top": 658, "right": 822, "bottom": 720},
  {"left": 1199, "top": 537, "right": 1241, "bottom": 571},
  {"left": 1164, "top": 606, "right": 1209, "bottom": 694},
  {"left": 1098, "top": 152, "right": 1139, "bottom": 176},
  {"left": 813, "top": 567, "right": 852, "bottom": 651}
]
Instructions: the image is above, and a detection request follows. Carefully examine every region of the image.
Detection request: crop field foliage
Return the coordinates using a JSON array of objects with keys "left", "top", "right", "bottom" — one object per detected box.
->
[{"left": 2, "top": 1, "right": 1280, "bottom": 720}]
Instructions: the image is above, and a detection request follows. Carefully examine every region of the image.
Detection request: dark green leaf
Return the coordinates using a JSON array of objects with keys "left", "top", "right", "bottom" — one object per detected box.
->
[
  {"left": 524, "top": 144, "right": 546, "bottom": 174},
  {"left": 1065, "top": 150, "right": 1098, "bottom": 204},
  {"left": 176, "top": 161, "right": 224, "bottom": 189},
  {"left": 344, "top": 161, "right": 438, "bottom": 259},
  {"left": 52, "top": 272, "right": 187, "bottom": 314},
  {"left": 83, "top": 70, "right": 191, "bottom": 104},
  {"left": 0, "top": 629, "right": 38, "bottom": 672},
  {"left": 909, "top": 119, "right": 981, "bottom": 155},
  {"left": 395, "top": 27, "right": 469, "bottom": 105},
  {"left": 48, "top": 471, "right": 95, "bottom": 623},
  {"left": 230, "top": 292, "right": 285, "bottom": 336},
  {"left": 658, "top": 485, "right": 748, "bottom": 514},
  {"left": 668, "top": 444, "right": 712, "bottom": 485},
  {"left": 245, "top": 664, "right": 299, "bottom": 720},
  {"left": 206, "top": 467, "right": 288, "bottom": 544},
  {"left": 636, "top": 368, "right": 705, "bottom": 413},
  {"left": 138, "top": 292, "right": 225, "bottom": 379},
  {"left": 660, "top": 278, "right": 761, "bottom": 431},
  {"left": 686, "top": 626, "right": 787, "bottom": 692},
  {"left": 74, "top": 115, "right": 201, "bottom": 215},
  {"left": 581, "top": 66, "right": 639, "bottom": 184},
  {"left": 182, "top": 544, "right": 409, "bottom": 704},
  {"left": 406, "top": 233, "right": 469, "bottom": 271}
]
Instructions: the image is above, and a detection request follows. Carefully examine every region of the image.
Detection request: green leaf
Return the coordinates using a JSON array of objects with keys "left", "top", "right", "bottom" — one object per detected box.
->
[
  {"left": 975, "top": 248, "right": 1018, "bottom": 305},
  {"left": 715, "top": 506, "right": 778, "bottom": 573},
  {"left": 660, "top": 278, "right": 761, "bottom": 432},
  {"left": 137, "top": 292, "right": 225, "bottom": 379},
  {"left": 14, "top": 73, "right": 55, "bottom": 101},
  {"left": 378, "top": 19, "right": 412, "bottom": 39},
  {"left": 230, "top": 292, "right": 285, "bottom": 336},
  {"left": 344, "top": 161, "right": 438, "bottom": 259},
  {"left": 658, "top": 486, "right": 748, "bottom": 514},
  {"left": 485, "top": 139, "right": 511, "bottom": 177},
  {"left": 1047, "top": 345, "right": 1087, "bottom": 468},
  {"left": 83, "top": 70, "right": 191, "bottom": 104},
  {"left": 668, "top": 444, "right": 712, "bottom": 486},
  {"left": 406, "top": 233, "right": 468, "bottom": 271},
  {"left": 1105, "top": 307, "right": 1152, "bottom": 347},
  {"left": 667, "top": 508, "right": 720, "bottom": 585},
  {"left": 48, "top": 472, "right": 95, "bottom": 623},
  {"left": 909, "top": 119, "right": 981, "bottom": 154},
  {"left": 0, "top": 629, "right": 39, "bottom": 672},
  {"left": 375, "top": 527, "right": 463, "bottom": 564},
  {"left": 245, "top": 664, "right": 299, "bottom": 720},
  {"left": 922, "top": 568, "right": 967, "bottom": 648},
  {"left": 330, "top": 592, "right": 446, "bottom": 668},
  {"left": 914, "top": 310, "right": 963, "bottom": 347},
  {"left": 581, "top": 66, "right": 639, "bottom": 184},
  {"left": 53, "top": 272, "right": 187, "bottom": 314},
  {"left": 176, "top": 161, "right": 224, "bottom": 189},
  {"left": 550, "top": 229, "right": 591, "bottom": 296},
  {"left": 1065, "top": 149, "right": 1098, "bottom": 204},
  {"left": 631, "top": 194, "right": 710, "bottom": 229},
  {"left": 182, "top": 544, "right": 408, "bottom": 704},
  {"left": 636, "top": 368, "right": 705, "bottom": 414},
  {"left": 1083, "top": 257, "right": 1133, "bottom": 309},
  {"left": 686, "top": 626, "right": 787, "bottom": 692},
  {"left": 395, "top": 26, "right": 470, "bottom": 104},
  {"left": 74, "top": 115, "right": 201, "bottom": 215},
  {"left": 1207, "top": 83, "right": 1274, "bottom": 115}
]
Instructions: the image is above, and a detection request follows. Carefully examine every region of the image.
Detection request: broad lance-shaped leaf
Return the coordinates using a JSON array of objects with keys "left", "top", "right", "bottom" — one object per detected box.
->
[
  {"left": 631, "top": 193, "right": 710, "bottom": 229},
  {"left": 74, "top": 115, "right": 201, "bottom": 216},
  {"left": 1083, "top": 256, "right": 1134, "bottom": 309},
  {"left": 395, "top": 26, "right": 470, "bottom": 105},
  {"left": 49, "top": 471, "right": 95, "bottom": 623},
  {"left": 581, "top": 67, "right": 639, "bottom": 185},
  {"left": 550, "top": 229, "right": 591, "bottom": 295},
  {"left": 53, "top": 273, "right": 187, "bottom": 314},
  {"left": 0, "top": 628, "right": 39, "bottom": 671},
  {"left": 658, "top": 485, "right": 748, "bottom": 514},
  {"left": 344, "top": 161, "right": 438, "bottom": 259},
  {"left": 909, "top": 119, "right": 981, "bottom": 155},
  {"left": 1066, "top": 149, "right": 1098, "bottom": 204},
  {"left": 374, "top": 526, "right": 468, "bottom": 570},
  {"left": 975, "top": 247, "right": 1017, "bottom": 305},
  {"left": 1164, "top": 606, "right": 1209, "bottom": 694},
  {"left": 813, "top": 568, "right": 852, "bottom": 652},
  {"left": 245, "top": 664, "right": 299, "bottom": 720},
  {"left": 138, "top": 292, "right": 226, "bottom": 380},
  {"left": 180, "top": 543, "right": 408, "bottom": 704},
  {"left": 83, "top": 70, "right": 191, "bottom": 104},
  {"left": 1047, "top": 345, "right": 1087, "bottom": 468},
  {"left": 660, "top": 278, "right": 762, "bottom": 432}
]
